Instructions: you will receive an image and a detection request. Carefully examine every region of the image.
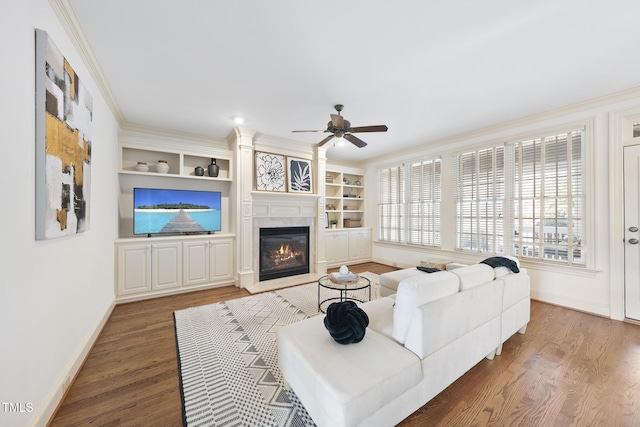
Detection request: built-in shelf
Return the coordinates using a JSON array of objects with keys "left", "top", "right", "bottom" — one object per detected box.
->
[
  {"left": 119, "top": 145, "right": 232, "bottom": 181},
  {"left": 325, "top": 170, "right": 365, "bottom": 229}
]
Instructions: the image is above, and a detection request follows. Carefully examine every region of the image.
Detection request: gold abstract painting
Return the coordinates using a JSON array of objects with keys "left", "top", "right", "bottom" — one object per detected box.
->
[{"left": 35, "top": 29, "right": 93, "bottom": 240}]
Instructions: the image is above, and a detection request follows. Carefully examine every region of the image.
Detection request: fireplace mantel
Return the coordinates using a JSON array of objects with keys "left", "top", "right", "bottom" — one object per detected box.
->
[{"left": 251, "top": 191, "right": 321, "bottom": 218}]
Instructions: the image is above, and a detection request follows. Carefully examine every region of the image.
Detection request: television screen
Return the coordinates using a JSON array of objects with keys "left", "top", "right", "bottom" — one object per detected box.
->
[{"left": 133, "top": 188, "right": 221, "bottom": 235}]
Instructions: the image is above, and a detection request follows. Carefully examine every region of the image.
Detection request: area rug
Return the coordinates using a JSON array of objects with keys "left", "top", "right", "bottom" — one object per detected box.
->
[{"left": 174, "top": 272, "right": 380, "bottom": 427}]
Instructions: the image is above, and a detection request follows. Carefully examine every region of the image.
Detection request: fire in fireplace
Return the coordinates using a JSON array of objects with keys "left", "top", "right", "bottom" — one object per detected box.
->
[{"left": 259, "top": 226, "right": 310, "bottom": 281}]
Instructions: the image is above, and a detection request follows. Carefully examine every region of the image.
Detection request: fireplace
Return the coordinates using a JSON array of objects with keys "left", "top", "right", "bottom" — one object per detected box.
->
[{"left": 259, "top": 226, "right": 310, "bottom": 281}]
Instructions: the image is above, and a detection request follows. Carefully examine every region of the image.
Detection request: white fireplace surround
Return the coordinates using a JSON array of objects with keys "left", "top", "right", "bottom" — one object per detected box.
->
[{"left": 247, "top": 192, "right": 324, "bottom": 292}]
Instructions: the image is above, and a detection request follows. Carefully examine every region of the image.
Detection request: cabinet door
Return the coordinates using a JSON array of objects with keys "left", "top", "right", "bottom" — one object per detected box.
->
[
  {"left": 152, "top": 242, "right": 182, "bottom": 290},
  {"left": 326, "top": 231, "right": 350, "bottom": 266},
  {"left": 348, "top": 229, "right": 372, "bottom": 260},
  {"left": 183, "top": 240, "right": 210, "bottom": 287},
  {"left": 116, "top": 244, "right": 151, "bottom": 296},
  {"left": 209, "top": 239, "right": 234, "bottom": 283}
]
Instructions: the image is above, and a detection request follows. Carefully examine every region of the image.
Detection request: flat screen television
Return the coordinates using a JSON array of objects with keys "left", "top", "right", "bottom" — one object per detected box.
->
[{"left": 133, "top": 188, "right": 221, "bottom": 235}]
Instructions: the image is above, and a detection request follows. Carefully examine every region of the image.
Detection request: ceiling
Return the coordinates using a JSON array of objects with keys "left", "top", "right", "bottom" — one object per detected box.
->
[{"left": 67, "top": 0, "right": 640, "bottom": 162}]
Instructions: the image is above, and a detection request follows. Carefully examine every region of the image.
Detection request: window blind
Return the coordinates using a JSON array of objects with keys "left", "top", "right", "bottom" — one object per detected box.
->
[
  {"left": 377, "top": 166, "right": 405, "bottom": 243},
  {"left": 512, "top": 130, "right": 584, "bottom": 265},
  {"left": 455, "top": 146, "right": 505, "bottom": 253},
  {"left": 408, "top": 159, "right": 441, "bottom": 246}
]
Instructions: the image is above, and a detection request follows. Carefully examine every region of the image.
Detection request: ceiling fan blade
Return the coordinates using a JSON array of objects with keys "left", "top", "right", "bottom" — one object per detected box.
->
[
  {"left": 344, "top": 133, "right": 367, "bottom": 148},
  {"left": 350, "top": 125, "right": 388, "bottom": 133},
  {"left": 316, "top": 134, "right": 335, "bottom": 147},
  {"left": 330, "top": 114, "right": 344, "bottom": 128},
  {"left": 292, "top": 129, "right": 326, "bottom": 133}
]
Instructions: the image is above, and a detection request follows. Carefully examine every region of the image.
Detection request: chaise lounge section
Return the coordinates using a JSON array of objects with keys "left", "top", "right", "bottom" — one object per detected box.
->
[{"left": 277, "top": 258, "right": 530, "bottom": 427}]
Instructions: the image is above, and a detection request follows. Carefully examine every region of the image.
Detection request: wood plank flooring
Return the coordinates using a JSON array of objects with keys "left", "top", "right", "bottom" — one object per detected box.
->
[{"left": 50, "top": 262, "right": 640, "bottom": 426}]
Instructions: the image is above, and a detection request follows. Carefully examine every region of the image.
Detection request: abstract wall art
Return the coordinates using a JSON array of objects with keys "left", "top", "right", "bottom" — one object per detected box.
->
[
  {"left": 287, "top": 157, "right": 312, "bottom": 193},
  {"left": 255, "top": 151, "right": 286, "bottom": 192},
  {"left": 35, "top": 29, "right": 93, "bottom": 240}
]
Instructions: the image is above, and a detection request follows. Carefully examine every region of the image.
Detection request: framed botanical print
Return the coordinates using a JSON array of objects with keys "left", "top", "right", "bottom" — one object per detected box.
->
[
  {"left": 255, "top": 151, "right": 286, "bottom": 192},
  {"left": 287, "top": 157, "right": 313, "bottom": 193}
]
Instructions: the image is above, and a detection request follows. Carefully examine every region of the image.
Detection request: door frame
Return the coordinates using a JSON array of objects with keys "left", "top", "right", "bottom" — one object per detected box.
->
[{"left": 610, "top": 108, "right": 640, "bottom": 320}]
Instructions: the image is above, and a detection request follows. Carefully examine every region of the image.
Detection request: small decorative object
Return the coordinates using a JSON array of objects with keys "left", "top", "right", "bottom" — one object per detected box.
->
[
  {"left": 255, "top": 151, "right": 286, "bottom": 191},
  {"left": 135, "top": 162, "right": 149, "bottom": 172},
  {"left": 330, "top": 219, "right": 338, "bottom": 229},
  {"left": 194, "top": 166, "right": 204, "bottom": 176},
  {"left": 354, "top": 180, "right": 361, "bottom": 186},
  {"left": 329, "top": 265, "right": 358, "bottom": 283},
  {"left": 287, "top": 156, "right": 313, "bottom": 193},
  {"left": 156, "top": 160, "right": 169, "bottom": 174},
  {"left": 324, "top": 301, "right": 369, "bottom": 344},
  {"left": 208, "top": 158, "right": 220, "bottom": 177}
]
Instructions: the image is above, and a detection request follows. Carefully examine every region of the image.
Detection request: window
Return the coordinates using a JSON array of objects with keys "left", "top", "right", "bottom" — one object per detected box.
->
[
  {"left": 377, "top": 166, "right": 405, "bottom": 243},
  {"left": 408, "top": 159, "right": 441, "bottom": 246},
  {"left": 512, "top": 130, "right": 584, "bottom": 265},
  {"left": 455, "top": 147, "right": 505, "bottom": 253},
  {"left": 377, "top": 159, "right": 442, "bottom": 246},
  {"left": 453, "top": 128, "right": 585, "bottom": 266}
]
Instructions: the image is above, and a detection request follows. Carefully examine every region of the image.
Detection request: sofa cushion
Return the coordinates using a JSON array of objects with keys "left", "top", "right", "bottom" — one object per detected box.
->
[
  {"left": 392, "top": 271, "right": 459, "bottom": 344},
  {"left": 450, "top": 263, "right": 495, "bottom": 291},
  {"left": 277, "top": 315, "right": 422, "bottom": 427},
  {"left": 379, "top": 268, "right": 427, "bottom": 297},
  {"left": 361, "top": 296, "right": 395, "bottom": 340}
]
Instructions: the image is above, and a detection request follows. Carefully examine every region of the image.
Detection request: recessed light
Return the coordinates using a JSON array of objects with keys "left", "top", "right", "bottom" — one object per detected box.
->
[{"left": 233, "top": 116, "right": 246, "bottom": 125}]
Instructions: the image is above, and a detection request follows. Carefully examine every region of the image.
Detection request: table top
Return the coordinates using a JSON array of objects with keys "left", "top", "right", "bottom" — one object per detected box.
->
[{"left": 318, "top": 274, "right": 371, "bottom": 291}]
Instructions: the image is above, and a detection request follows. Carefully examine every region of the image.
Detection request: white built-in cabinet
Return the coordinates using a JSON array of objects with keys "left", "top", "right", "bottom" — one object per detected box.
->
[
  {"left": 325, "top": 228, "right": 372, "bottom": 268},
  {"left": 115, "top": 235, "right": 234, "bottom": 302},
  {"left": 324, "top": 166, "right": 371, "bottom": 267}
]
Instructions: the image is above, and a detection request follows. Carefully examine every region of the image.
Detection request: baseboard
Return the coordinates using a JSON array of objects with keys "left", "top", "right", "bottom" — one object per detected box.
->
[
  {"left": 115, "top": 280, "right": 235, "bottom": 304},
  {"left": 531, "top": 289, "right": 610, "bottom": 318},
  {"left": 35, "top": 300, "right": 116, "bottom": 427}
]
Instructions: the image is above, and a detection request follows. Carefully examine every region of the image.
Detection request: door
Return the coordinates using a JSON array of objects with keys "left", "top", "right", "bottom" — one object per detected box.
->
[{"left": 624, "top": 144, "right": 640, "bottom": 320}]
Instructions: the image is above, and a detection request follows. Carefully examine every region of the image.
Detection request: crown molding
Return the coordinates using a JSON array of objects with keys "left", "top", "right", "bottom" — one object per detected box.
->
[
  {"left": 49, "top": 0, "right": 125, "bottom": 126},
  {"left": 364, "top": 85, "right": 640, "bottom": 166}
]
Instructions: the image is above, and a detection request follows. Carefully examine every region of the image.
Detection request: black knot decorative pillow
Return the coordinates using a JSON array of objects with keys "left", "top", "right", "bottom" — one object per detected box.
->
[{"left": 323, "top": 301, "right": 369, "bottom": 345}]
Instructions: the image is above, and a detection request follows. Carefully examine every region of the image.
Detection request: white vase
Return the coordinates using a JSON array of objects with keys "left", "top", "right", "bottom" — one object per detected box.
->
[
  {"left": 156, "top": 160, "right": 169, "bottom": 174},
  {"left": 135, "top": 162, "right": 149, "bottom": 172}
]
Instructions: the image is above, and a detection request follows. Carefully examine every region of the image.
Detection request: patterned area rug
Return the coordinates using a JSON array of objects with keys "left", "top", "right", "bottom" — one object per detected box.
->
[{"left": 174, "top": 272, "right": 380, "bottom": 427}]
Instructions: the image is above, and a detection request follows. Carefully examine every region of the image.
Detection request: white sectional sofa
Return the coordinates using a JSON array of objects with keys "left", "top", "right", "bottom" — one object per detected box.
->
[{"left": 277, "top": 259, "right": 530, "bottom": 427}]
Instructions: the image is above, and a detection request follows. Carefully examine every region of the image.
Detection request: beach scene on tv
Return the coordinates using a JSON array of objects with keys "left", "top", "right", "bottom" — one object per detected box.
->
[{"left": 134, "top": 188, "right": 221, "bottom": 235}]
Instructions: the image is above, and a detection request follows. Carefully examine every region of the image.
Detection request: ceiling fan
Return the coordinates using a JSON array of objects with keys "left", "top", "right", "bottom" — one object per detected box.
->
[{"left": 292, "top": 104, "right": 388, "bottom": 148}]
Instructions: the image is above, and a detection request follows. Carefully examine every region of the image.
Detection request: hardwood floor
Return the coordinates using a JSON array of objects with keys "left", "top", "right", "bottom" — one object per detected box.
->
[{"left": 50, "top": 263, "right": 640, "bottom": 426}]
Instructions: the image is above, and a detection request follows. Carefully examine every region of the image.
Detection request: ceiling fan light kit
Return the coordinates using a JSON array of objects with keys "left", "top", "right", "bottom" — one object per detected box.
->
[{"left": 292, "top": 104, "right": 388, "bottom": 148}]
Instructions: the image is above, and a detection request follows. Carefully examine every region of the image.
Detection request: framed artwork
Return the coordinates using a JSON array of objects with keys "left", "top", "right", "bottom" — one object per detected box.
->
[
  {"left": 255, "top": 151, "right": 286, "bottom": 192},
  {"left": 35, "top": 29, "right": 93, "bottom": 240},
  {"left": 287, "top": 157, "right": 313, "bottom": 193}
]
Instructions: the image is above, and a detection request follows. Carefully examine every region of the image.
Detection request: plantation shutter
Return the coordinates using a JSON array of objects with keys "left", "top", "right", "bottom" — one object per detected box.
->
[
  {"left": 512, "top": 130, "right": 584, "bottom": 264},
  {"left": 408, "top": 159, "right": 441, "bottom": 246},
  {"left": 378, "top": 166, "right": 405, "bottom": 242},
  {"left": 455, "top": 146, "right": 505, "bottom": 253}
]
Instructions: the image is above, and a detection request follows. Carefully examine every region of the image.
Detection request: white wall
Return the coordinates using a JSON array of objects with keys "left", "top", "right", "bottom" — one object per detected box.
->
[
  {"left": 364, "top": 90, "right": 640, "bottom": 319},
  {"left": 0, "top": 1, "right": 120, "bottom": 426}
]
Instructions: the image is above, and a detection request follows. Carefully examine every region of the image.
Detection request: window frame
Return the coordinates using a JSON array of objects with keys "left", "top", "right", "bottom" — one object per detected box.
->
[{"left": 452, "top": 122, "right": 591, "bottom": 267}]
